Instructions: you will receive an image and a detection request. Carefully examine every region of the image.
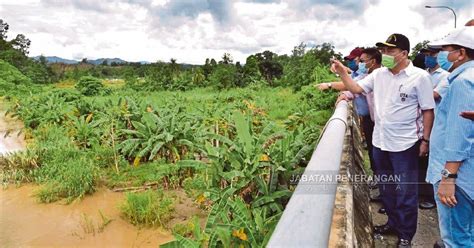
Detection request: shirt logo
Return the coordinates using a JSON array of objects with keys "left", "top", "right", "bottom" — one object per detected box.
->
[
  {"left": 400, "top": 93, "right": 408, "bottom": 102},
  {"left": 399, "top": 84, "right": 407, "bottom": 102}
]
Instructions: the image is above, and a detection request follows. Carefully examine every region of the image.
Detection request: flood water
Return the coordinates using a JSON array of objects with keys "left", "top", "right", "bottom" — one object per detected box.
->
[
  {"left": 0, "top": 185, "right": 175, "bottom": 247},
  {"left": 0, "top": 109, "right": 26, "bottom": 156}
]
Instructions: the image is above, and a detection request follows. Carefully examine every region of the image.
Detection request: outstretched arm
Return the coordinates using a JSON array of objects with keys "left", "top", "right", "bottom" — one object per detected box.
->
[
  {"left": 315, "top": 81, "right": 347, "bottom": 91},
  {"left": 332, "top": 59, "right": 365, "bottom": 94}
]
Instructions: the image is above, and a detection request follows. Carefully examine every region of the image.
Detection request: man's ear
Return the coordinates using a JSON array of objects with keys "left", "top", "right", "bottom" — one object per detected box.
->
[
  {"left": 457, "top": 48, "right": 467, "bottom": 61},
  {"left": 404, "top": 50, "right": 409, "bottom": 57}
]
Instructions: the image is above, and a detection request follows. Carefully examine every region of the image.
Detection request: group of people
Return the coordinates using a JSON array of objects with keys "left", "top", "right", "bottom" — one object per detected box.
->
[{"left": 317, "top": 22, "right": 473, "bottom": 248}]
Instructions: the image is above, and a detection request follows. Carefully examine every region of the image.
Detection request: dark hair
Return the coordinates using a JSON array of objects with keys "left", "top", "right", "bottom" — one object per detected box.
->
[
  {"left": 362, "top": 48, "right": 382, "bottom": 64},
  {"left": 466, "top": 48, "right": 474, "bottom": 60},
  {"left": 412, "top": 53, "right": 426, "bottom": 69}
]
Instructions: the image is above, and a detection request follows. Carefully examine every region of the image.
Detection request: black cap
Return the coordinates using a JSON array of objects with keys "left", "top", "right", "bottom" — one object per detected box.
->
[
  {"left": 420, "top": 46, "right": 441, "bottom": 53},
  {"left": 376, "top": 33, "right": 410, "bottom": 52}
]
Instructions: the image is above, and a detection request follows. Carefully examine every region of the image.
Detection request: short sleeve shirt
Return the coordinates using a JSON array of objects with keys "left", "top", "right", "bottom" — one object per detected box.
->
[
  {"left": 429, "top": 68, "right": 450, "bottom": 106},
  {"left": 357, "top": 62, "right": 436, "bottom": 152}
]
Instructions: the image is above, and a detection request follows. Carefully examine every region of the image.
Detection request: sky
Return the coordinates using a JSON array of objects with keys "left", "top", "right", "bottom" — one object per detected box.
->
[{"left": 0, "top": 0, "right": 473, "bottom": 64}]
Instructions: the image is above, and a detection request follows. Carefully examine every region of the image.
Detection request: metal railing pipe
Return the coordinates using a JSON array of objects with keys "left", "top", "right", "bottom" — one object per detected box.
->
[{"left": 267, "top": 101, "right": 349, "bottom": 248}]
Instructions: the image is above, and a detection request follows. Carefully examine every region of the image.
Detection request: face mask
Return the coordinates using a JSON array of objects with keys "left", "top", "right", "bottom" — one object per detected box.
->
[
  {"left": 424, "top": 56, "right": 438, "bottom": 69},
  {"left": 357, "top": 62, "right": 368, "bottom": 74},
  {"left": 382, "top": 51, "right": 403, "bottom": 69},
  {"left": 437, "top": 50, "right": 458, "bottom": 71},
  {"left": 347, "top": 60, "right": 358, "bottom": 72}
]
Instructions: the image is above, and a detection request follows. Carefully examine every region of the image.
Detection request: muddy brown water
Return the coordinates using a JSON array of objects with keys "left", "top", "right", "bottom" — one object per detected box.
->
[
  {"left": 0, "top": 102, "right": 206, "bottom": 247},
  {"left": 0, "top": 185, "right": 180, "bottom": 247},
  {"left": 0, "top": 108, "right": 26, "bottom": 156}
]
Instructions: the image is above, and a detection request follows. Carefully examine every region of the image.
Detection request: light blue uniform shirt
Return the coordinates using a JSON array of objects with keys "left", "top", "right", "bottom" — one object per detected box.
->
[
  {"left": 427, "top": 60, "right": 474, "bottom": 200},
  {"left": 428, "top": 68, "right": 449, "bottom": 107}
]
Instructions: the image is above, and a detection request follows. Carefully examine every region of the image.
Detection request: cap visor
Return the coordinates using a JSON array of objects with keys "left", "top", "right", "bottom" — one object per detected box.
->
[
  {"left": 426, "top": 45, "right": 442, "bottom": 50},
  {"left": 421, "top": 47, "right": 440, "bottom": 53},
  {"left": 344, "top": 55, "right": 355, "bottom": 60},
  {"left": 376, "top": 42, "right": 397, "bottom": 48}
]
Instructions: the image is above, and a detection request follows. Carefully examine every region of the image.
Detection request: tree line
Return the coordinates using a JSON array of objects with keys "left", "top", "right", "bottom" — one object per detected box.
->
[{"left": 0, "top": 19, "right": 343, "bottom": 91}]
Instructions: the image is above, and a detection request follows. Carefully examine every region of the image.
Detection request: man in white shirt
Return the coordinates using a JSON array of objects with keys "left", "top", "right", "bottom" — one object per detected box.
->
[{"left": 332, "top": 33, "right": 435, "bottom": 248}]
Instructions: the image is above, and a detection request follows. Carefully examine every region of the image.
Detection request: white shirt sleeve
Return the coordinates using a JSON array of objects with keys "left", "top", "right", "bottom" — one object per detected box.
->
[
  {"left": 356, "top": 70, "right": 376, "bottom": 94},
  {"left": 415, "top": 74, "right": 436, "bottom": 110}
]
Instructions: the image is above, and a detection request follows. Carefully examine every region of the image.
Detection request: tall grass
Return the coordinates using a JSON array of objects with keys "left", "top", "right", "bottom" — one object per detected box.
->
[{"left": 120, "top": 190, "right": 175, "bottom": 227}]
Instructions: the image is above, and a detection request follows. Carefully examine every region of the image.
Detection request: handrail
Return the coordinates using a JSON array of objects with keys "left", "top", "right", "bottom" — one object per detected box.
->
[{"left": 267, "top": 101, "right": 349, "bottom": 248}]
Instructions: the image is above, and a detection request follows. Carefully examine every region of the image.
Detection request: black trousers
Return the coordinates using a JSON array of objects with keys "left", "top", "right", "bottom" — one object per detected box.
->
[
  {"left": 373, "top": 142, "right": 420, "bottom": 240},
  {"left": 418, "top": 155, "right": 435, "bottom": 203},
  {"left": 361, "top": 115, "right": 375, "bottom": 172}
]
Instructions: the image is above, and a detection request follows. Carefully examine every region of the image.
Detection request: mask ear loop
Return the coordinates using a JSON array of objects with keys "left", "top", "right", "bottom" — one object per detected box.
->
[
  {"left": 452, "top": 49, "right": 462, "bottom": 64},
  {"left": 366, "top": 58, "right": 374, "bottom": 71}
]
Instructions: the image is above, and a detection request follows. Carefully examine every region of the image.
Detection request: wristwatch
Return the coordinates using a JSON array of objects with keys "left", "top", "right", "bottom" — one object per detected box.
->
[
  {"left": 327, "top": 83, "right": 332, "bottom": 89},
  {"left": 421, "top": 137, "right": 429, "bottom": 144},
  {"left": 441, "top": 168, "right": 457, "bottom": 179}
]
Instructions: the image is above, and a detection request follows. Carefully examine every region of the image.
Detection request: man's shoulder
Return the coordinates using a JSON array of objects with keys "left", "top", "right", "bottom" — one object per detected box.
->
[
  {"left": 453, "top": 68, "right": 474, "bottom": 86},
  {"left": 409, "top": 66, "right": 430, "bottom": 77},
  {"left": 368, "top": 67, "right": 386, "bottom": 78},
  {"left": 436, "top": 68, "right": 450, "bottom": 76}
]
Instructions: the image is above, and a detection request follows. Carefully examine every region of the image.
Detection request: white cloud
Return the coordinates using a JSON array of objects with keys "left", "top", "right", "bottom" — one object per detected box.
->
[{"left": 0, "top": 0, "right": 472, "bottom": 64}]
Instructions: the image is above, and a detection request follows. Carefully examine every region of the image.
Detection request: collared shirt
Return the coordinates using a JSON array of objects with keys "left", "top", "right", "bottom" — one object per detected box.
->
[
  {"left": 357, "top": 62, "right": 435, "bottom": 152},
  {"left": 351, "top": 73, "right": 370, "bottom": 117},
  {"left": 343, "top": 73, "right": 375, "bottom": 121},
  {"left": 427, "top": 60, "right": 474, "bottom": 200},
  {"left": 428, "top": 67, "right": 450, "bottom": 106}
]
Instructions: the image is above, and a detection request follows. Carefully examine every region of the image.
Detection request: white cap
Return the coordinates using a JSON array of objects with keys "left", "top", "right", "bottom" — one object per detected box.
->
[{"left": 429, "top": 27, "right": 474, "bottom": 50}]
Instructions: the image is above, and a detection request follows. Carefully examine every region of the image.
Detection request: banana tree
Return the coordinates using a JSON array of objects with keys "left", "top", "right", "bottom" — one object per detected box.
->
[{"left": 117, "top": 106, "right": 203, "bottom": 163}]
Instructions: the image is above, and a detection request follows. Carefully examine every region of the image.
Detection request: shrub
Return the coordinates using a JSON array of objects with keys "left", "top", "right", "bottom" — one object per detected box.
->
[
  {"left": 0, "top": 59, "right": 33, "bottom": 96},
  {"left": 8, "top": 93, "right": 74, "bottom": 128},
  {"left": 0, "top": 59, "right": 32, "bottom": 85},
  {"left": 299, "top": 85, "right": 338, "bottom": 111},
  {"left": 29, "top": 124, "right": 100, "bottom": 203},
  {"left": 75, "top": 76, "right": 106, "bottom": 96},
  {"left": 34, "top": 157, "right": 98, "bottom": 203},
  {"left": 120, "top": 190, "right": 175, "bottom": 227}
]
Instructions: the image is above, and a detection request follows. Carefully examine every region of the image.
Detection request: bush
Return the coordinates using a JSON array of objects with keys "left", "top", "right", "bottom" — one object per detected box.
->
[
  {"left": 34, "top": 157, "right": 98, "bottom": 203},
  {"left": 0, "top": 59, "right": 33, "bottom": 96},
  {"left": 28, "top": 124, "right": 100, "bottom": 203},
  {"left": 8, "top": 92, "right": 74, "bottom": 128},
  {"left": 120, "top": 190, "right": 175, "bottom": 227},
  {"left": 75, "top": 76, "right": 106, "bottom": 96},
  {"left": 0, "top": 59, "right": 31, "bottom": 85},
  {"left": 299, "top": 85, "right": 338, "bottom": 111}
]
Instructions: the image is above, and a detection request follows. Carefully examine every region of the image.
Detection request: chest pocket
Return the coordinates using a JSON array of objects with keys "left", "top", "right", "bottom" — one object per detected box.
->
[
  {"left": 391, "top": 84, "right": 416, "bottom": 104},
  {"left": 437, "top": 84, "right": 452, "bottom": 112}
]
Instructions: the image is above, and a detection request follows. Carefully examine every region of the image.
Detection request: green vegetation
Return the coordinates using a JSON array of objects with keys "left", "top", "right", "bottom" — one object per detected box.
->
[
  {"left": 75, "top": 76, "right": 109, "bottom": 96},
  {"left": 120, "top": 190, "right": 175, "bottom": 227},
  {"left": 1, "top": 18, "right": 342, "bottom": 247}
]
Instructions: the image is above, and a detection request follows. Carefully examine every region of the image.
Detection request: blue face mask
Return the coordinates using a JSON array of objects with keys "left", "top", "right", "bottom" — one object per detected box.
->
[
  {"left": 357, "top": 62, "right": 368, "bottom": 74},
  {"left": 347, "top": 60, "right": 358, "bottom": 72},
  {"left": 437, "top": 50, "right": 458, "bottom": 71},
  {"left": 424, "top": 55, "right": 437, "bottom": 69}
]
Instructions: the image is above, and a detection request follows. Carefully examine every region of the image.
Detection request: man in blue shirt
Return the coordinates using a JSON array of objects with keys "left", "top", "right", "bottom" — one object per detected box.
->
[
  {"left": 417, "top": 47, "right": 451, "bottom": 211},
  {"left": 427, "top": 27, "right": 474, "bottom": 247}
]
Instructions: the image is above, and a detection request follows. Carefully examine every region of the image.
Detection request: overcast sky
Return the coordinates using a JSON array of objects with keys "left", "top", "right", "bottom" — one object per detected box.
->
[{"left": 1, "top": 0, "right": 472, "bottom": 64}]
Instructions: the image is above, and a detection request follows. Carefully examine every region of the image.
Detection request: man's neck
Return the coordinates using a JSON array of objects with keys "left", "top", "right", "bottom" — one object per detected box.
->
[
  {"left": 389, "top": 59, "right": 410, "bottom": 75},
  {"left": 450, "top": 58, "right": 472, "bottom": 71},
  {"left": 369, "top": 65, "right": 381, "bottom": 74}
]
